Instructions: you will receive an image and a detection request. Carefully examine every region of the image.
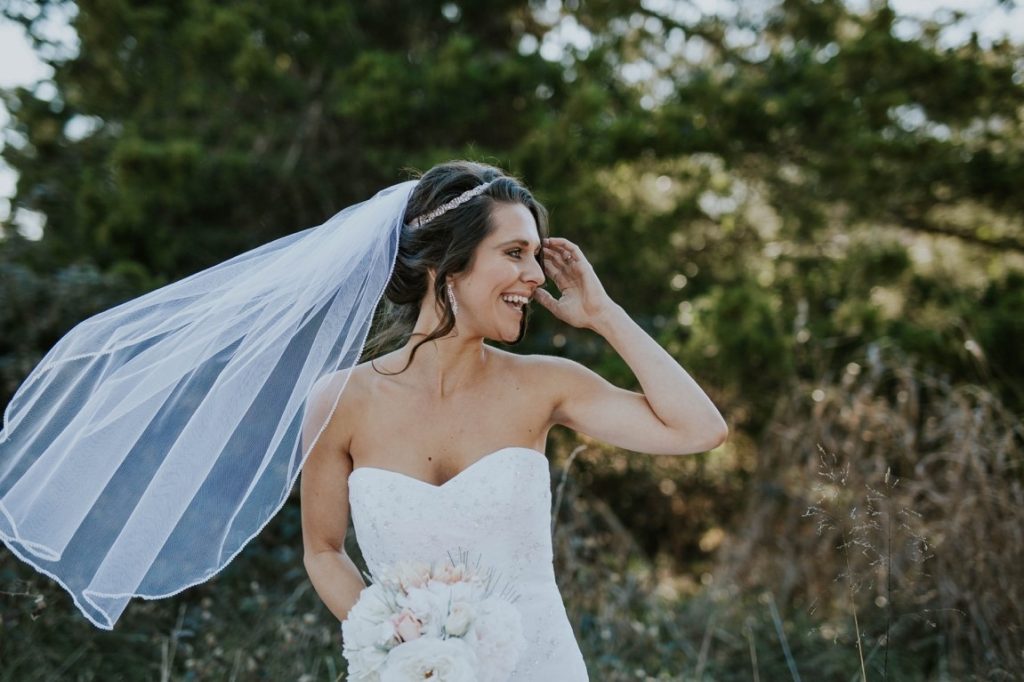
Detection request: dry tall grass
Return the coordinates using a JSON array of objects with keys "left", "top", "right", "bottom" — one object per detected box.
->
[{"left": 718, "top": 344, "right": 1024, "bottom": 677}]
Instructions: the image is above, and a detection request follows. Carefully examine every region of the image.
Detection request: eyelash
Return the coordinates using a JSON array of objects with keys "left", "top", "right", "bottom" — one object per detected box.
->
[{"left": 509, "top": 248, "right": 542, "bottom": 259}]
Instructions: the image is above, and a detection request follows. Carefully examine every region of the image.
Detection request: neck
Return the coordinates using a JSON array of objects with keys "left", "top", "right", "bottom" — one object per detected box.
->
[{"left": 402, "top": 299, "right": 488, "bottom": 398}]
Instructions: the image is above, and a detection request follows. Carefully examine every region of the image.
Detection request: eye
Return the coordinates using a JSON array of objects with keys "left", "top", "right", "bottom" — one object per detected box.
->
[{"left": 508, "top": 248, "right": 543, "bottom": 260}]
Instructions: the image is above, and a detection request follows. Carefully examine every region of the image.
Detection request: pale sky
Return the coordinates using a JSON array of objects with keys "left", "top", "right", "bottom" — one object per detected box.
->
[{"left": 1, "top": 1, "right": 1022, "bottom": 236}]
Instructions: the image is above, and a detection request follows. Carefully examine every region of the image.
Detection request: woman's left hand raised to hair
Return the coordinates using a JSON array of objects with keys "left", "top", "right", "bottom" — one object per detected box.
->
[{"left": 533, "top": 237, "right": 619, "bottom": 332}]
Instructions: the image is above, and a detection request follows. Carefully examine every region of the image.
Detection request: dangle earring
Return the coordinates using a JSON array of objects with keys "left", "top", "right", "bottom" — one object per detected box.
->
[{"left": 447, "top": 281, "right": 459, "bottom": 316}]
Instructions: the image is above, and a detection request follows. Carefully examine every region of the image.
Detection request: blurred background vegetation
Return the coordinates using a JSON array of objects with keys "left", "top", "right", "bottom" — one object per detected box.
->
[{"left": 1, "top": 0, "right": 1022, "bottom": 679}]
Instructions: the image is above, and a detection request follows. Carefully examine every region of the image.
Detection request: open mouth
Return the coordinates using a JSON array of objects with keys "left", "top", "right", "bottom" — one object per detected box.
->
[{"left": 501, "top": 298, "right": 526, "bottom": 315}]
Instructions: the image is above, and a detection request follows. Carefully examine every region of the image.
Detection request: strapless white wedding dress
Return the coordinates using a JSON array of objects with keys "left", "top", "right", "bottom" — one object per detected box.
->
[{"left": 347, "top": 446, "right": 589, "bottom": 680}]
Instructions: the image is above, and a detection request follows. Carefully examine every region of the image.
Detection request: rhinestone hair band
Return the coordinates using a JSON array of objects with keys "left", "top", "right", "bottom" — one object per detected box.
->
[{"left": 405, "top": 179, "right": 498, "bottom": 229}]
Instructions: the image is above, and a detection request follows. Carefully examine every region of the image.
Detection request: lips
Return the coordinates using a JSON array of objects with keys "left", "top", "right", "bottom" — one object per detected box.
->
[{"left": 502, "top": 298, "right": 525, "bottom": 315}]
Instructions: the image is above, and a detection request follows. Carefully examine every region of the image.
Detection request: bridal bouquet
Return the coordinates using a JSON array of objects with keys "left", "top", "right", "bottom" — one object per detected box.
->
[{"left": 341, "top": 549, "right": 527, "bottom": 682}]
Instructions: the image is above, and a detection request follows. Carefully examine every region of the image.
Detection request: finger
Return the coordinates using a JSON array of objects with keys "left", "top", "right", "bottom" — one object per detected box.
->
[
  {"left": 544, "top": 248, "right": 575, "bottom": 284},
  {"left": 550, "top": 238, "right": 583, "bottom": 263},
  {"left": 546, "top": 237, "right": 576, "bottom": 251},
  {"left": 544, "top": 239, "right": 578, "bottom": 265},
  {"left": 543, "top": 245, "right": 568, "bottom": 269},
  {"left": 542, "top": 248, "right": 568, "bottom": 286},
  {"left": 547, "top": 243, "right": 576, "bottom": 262},
  {"left": 548, "top": 246, "right": 577, "bottom": 273},
  {"left": 542, "top": 248, "right": 572, "bottom": 289},
  {"left": 532, "top": 286, "right": 557, "bottom": 310}
]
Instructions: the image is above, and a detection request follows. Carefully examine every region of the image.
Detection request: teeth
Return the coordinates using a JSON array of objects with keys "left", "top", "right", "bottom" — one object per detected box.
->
[{"left": 501, "top": 294, "right": 529, "bottom": 306}]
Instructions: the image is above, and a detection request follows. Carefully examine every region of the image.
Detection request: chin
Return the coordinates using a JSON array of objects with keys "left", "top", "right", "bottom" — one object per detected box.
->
[
  {"left": 490, "top": 304, "right": 530, "bottom": 344},
  {"left": 506, "top": 311, "right": 529, "bottom": 344}
]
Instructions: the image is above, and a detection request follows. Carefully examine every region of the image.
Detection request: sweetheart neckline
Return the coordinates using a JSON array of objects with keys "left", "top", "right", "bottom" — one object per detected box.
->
[{"left": 348, "top": 446, "right": 547, "bottom": 490}]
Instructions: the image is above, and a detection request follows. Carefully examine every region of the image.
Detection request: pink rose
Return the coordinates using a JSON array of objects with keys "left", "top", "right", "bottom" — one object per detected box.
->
[
  {"left": 394, "top": 563, "right": 432, "bottom": 591},
  {"left": 435, "top": 561, "right": 469, "bottom": 584},
  {"left": 392, "top": 610, "right": 422, "bottom": 643}
]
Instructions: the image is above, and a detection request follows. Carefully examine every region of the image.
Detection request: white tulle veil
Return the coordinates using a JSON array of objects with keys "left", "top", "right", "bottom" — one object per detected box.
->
[{"left": 0, "top": 179, "right": 419, "bottom": 629}]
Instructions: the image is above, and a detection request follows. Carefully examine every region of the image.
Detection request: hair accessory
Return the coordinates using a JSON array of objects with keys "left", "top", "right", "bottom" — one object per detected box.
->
[{"left": 406, "top": 179, "right": 497, "bottom": 230}]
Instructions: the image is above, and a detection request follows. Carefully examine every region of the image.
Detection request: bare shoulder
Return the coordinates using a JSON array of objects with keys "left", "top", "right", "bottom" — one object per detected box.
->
[
  {"left": 488, "top": 349, "right": 591, "bottom": 420},
  {"left": 513, "top": 352, "right": 632, "bottom": 427},
  {"left": 302, "top": 364, "right": 371, "bottom": 457},
  {"left": 486, "top": 348, "right": 580, "bottom": 378},
  {"left": 507, "top": 350, "right": 584, "bottom": 378},
  {"left": 485, "top": 347, "right": 552, "bottom": 374}
]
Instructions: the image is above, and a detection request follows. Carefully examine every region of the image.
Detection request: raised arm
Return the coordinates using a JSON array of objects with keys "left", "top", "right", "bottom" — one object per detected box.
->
[
  {"left": 533, "top": 236, "right": 727, "bottom": 455},
  {"left": 299, "top": 370, "right": 367, "bottom": 623},
  {"left": 540, "top": 310, "right": 727, "bottom": 455}
]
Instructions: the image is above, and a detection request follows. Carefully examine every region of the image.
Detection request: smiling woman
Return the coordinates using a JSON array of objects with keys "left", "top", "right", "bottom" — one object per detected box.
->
[
  {"left": 360, "top": 161, "right": 552, "bottom": 370},
  {"left": 299, "top": 160, "right": 726, "bottom": 680},
  {"left": 296, "top": 161, "right": 598, "bottom": 679},
  {"left": 0, "top": 156, "right": 723, "bottom": 680}
]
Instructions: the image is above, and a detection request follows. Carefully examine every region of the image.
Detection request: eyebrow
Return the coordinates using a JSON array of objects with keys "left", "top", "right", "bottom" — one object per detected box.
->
[{"left": 497, "top": 239, "right": 543, "bottom": 250}]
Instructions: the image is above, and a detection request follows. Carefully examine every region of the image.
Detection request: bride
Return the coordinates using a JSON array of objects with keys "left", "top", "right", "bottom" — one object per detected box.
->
[
  {"left": 0, "top": 157, "right": 724, "bottom": 677},
  {"left": 300, "top": 161, "right": 728, "bottom": 679}
]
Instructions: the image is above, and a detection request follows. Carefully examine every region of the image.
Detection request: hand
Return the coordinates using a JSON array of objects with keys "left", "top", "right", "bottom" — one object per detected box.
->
[{"left": 532, "top": 237, "right": 618, "bottom": 332}]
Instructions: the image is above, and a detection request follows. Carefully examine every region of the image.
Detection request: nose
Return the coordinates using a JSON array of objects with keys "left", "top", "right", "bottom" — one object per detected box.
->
[{"left": 527, "top": 252, "right": 546, "bottom": 287}]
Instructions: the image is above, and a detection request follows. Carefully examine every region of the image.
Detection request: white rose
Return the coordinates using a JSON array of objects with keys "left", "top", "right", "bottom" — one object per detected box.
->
[
  {"left": 380, "top": 637, "right": 478, "bottom": 682},
  {"left": 348, "top": 583, "right": 394, "bottom": 625},
  {"left": 465, "top": 598, "right": 527, "bottom": 682},
  {"left": 342, "top": 615, "right": 387, "bottom": 650},
  {"left": 341, "top": 639, "right": 388, "bottom": 681},
  {"left": 342, "top": 584, "right": 400, "bottom": 651},
  {"left": 444, "top": 602, "right": 475, "bottom": 638},
  {"left": 446, "top": 580, "right": 483, "bottom": 603}
]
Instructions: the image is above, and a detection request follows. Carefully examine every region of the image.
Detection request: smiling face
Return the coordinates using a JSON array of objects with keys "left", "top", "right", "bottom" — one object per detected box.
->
[{"left": 449, "top": 201, "right": 547, "bottom": 343}]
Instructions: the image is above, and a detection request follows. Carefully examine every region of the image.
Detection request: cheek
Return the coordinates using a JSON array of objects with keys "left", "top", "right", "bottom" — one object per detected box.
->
[
  {"left": 462, "top": 260, "right": 517, "bottom": 305},
  {"left": 479, "top": 261, "right": 516, "bottom": 286}
]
